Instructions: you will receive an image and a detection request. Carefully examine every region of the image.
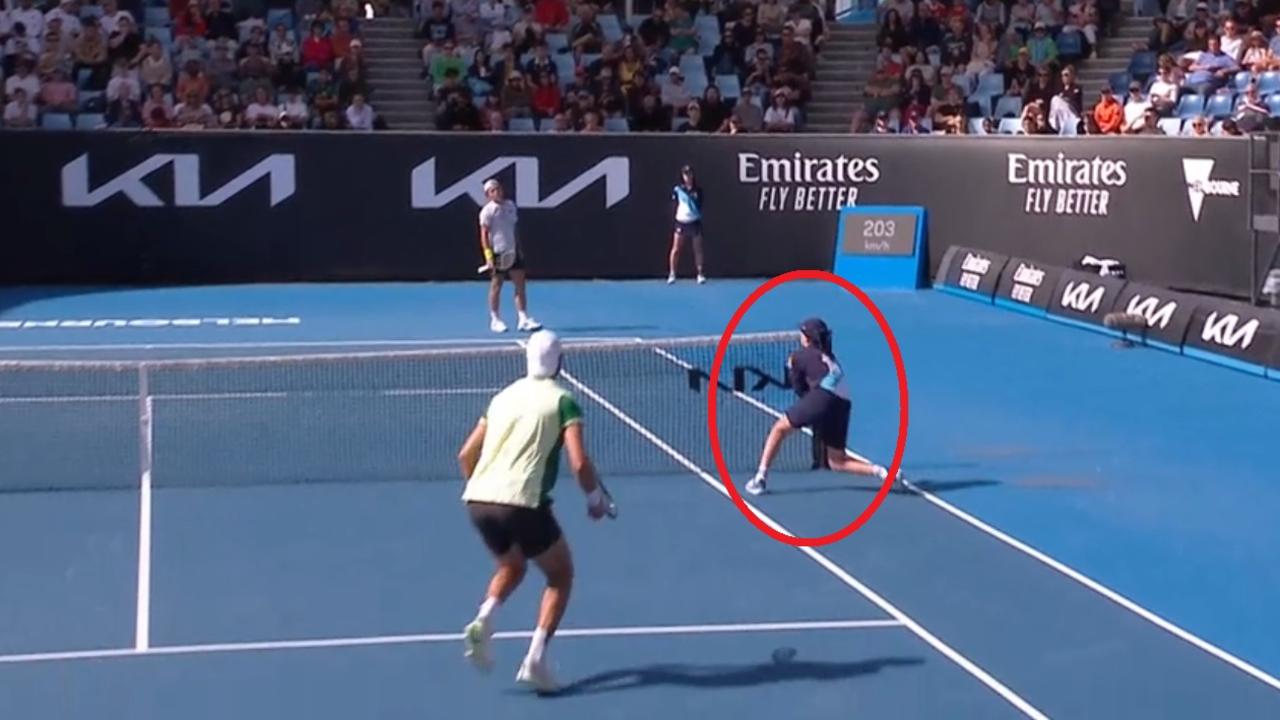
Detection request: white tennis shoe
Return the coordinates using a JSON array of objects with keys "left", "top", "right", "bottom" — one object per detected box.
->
[
  {"left": 516, "top": 655, "right": 559, "bottom": 693},
  {"left": 463, "top": 620, "right": 494, "bottom": 672},
  {"left": 517, "top": 315, "right": 542, "bottom": 331},
  {"left": 490, "top": 317, "right": 508, "bottom": 333},
  {"left": 745, "top": 474, "right": 767, "bottom": 495}
]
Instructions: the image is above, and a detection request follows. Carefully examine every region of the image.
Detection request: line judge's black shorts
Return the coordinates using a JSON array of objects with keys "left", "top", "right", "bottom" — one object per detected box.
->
[
  {"left": 674, "top": 220, "right": 702, "bottom": 237},
  {"left": 466, "top": 501, "right": 562, "bottom": 559},
  {"left": 785, "top": 389, "right": 851, "bottom": 449}
]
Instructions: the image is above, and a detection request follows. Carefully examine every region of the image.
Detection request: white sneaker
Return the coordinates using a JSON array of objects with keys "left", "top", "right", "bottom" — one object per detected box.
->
[
  {"left": 463, "top": 620, "right": 494, "bottom": 672},
  {"left": 667, "top": 273, "right": 676, "bottom": 285},
  {"left": 516, "top": 655, "right": 559, "bottom": 693},
  {"left": 745, "top": 474, "right": 767, "bottom": 495},
  {"left": 517, "top": 316, "right": 542, "bottom": 331},
  {"left": 697, "top": 274, "right": 707, "bottom": 284},
  {"left": 490, "top": 316, "right": 508, "bottom": 333}
]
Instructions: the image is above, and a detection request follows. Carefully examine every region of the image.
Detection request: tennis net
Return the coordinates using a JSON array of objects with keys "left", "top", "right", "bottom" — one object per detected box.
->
[{"left": 0, "top": 331, "right": 814, "bottom": 493}]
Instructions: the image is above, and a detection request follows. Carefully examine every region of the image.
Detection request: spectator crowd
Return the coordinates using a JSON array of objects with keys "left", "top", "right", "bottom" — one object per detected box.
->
[
  {"left": 413, "top": 0, "right": 831, "bottom": 132},
  {"left": 1, "top": 0, "right": 383, "bottom": 129},
  {"left": 853, "top": 0, "right": 1277, "bottom": 135}
]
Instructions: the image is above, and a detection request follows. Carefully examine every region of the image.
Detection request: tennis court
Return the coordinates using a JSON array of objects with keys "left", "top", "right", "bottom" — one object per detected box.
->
[{"left": 1, "top": 279, "right": 1279, "bottom": 719}]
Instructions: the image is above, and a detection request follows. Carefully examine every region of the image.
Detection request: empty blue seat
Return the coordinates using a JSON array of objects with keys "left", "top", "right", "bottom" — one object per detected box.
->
[
  {"left": 1204, "top": 92, "right": 1235, "bottom": 119},
  {"left": 144, "top": 6, "right": 170, "bottom": 27},
  {"left": 715, "top": 73, "right": 741, "bottom": 99},
  {"left": 1267, "top": 94, "right": 1280, "bottom": 116},
  {"left": 508, "top": 116, "right": 536, "bottom": 132},
  {"left": 266, "top": 8, "right": 294, "bottom": 29},
  {"left": 1109, "top": 71, "right": 1131, "bottom": 94},
  {"left": 1128, "top": 51, "right": 1156, "bottom": 80},
  {"left": 993, "top": 94, "right": 1022, "bottom": 118},
  {"left": 604, "top": 116, "right": 629, "bottom": 132},
  {"left": 1175, "top": 93, "right": 1205, "bottom": 117},
  {"left": 75, "top": 112, "right": 107, "bottom": 129},
  {"left": 1258, "top": 71, "right": 1280, "bottom": 95},
  {"left": 40, "top": 112, "right": 74, "bottom": 130}
]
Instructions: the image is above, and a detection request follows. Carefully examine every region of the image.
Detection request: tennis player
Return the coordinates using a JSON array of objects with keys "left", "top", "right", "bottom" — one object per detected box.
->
[
  {"left": 745, "top": 318, "right": 902, "bottom": 495},
  {"left": 667, "top": 165, "right": 706, "bottom": 285},
  {"left": 456, "top": 329, "right": 612, "bottom": 694},
  {"left": 479, "top": 178, "right": 541, "bottom": 333}
]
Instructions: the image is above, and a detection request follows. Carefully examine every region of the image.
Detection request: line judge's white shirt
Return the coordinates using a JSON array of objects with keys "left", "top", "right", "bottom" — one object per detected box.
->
[{"left": 479, "top": 198, "right": 518, "bottom": 255}]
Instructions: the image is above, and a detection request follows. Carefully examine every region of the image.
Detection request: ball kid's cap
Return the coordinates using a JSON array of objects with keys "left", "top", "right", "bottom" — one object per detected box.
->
[{"left": 799, "top": 317, "right": 830, "bottom": 341}]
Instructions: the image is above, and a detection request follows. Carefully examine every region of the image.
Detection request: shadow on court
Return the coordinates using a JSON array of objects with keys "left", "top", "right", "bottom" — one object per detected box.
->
[
  {"left": 768, "top": 479, "right": 1000, "bottom": 497},
  {"left": 548, "top": 655, "right": 925, "bottom": 696}
]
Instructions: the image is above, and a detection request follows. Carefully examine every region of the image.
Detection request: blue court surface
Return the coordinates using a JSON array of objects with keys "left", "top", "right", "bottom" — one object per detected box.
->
[{"left": 1, "top": 279, "right": 1279, "bottom": 719}]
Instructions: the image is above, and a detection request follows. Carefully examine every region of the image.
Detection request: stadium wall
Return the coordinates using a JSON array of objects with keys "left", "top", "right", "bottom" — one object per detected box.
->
[{"left": 0, "top": 131, "right": 1256, "bottom": 299}]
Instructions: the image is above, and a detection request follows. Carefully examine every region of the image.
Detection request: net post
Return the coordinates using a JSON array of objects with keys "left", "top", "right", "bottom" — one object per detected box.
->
[{"left": 134, "top": 362, "right": 153, "bottom": 651}]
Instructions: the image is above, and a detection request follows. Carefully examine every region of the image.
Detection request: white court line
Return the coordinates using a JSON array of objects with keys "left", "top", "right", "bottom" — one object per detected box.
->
[
  {"left": 134, "top": 373, "right": 153, "bottom": 651},
  {"left": 0, "top": 619, "right": 901, "bottom": 665},
  {"left": 0, "top": 337, "right": 636, "bottom": 354},
  {"left": 558, "top": 364, "right": 1051, "bottom": 720},
  {"left": 663, "top": 343, "right": 1280, "bottom": 693}
]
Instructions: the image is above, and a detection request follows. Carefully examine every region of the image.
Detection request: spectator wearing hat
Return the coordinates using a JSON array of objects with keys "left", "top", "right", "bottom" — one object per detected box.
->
[
  {"left": 1093, "top": 83, "right": 1123, "bottom": 133},
  {"left": 763, "top": 87, "right": 797, "bottom": 131},
  {"left": 1026, "top": 22, "right": 1058, "bottom": 69},
  {"left": 661, "top": 65, "right": 690, "bottom": 109}
]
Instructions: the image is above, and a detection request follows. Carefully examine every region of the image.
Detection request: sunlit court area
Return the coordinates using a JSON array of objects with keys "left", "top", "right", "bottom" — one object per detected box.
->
[{"left": 4, "top": 0, "right": 1280, "bottom": 716}]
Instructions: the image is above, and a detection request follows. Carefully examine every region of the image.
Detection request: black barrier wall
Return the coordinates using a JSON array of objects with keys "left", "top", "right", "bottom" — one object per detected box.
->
[
  {"left": 937, "top": 243, "right": 1280, "bottom": 376},
  {"left": 0, "top": 131, "right": 1256, "bottom": 297}
]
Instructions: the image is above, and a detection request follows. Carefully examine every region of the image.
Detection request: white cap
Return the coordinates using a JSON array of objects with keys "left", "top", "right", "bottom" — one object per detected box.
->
[
  {"left": 483, "top": 178, "right": 501, "bottom": 192},
  {"left": 526, "top": 330, "right": 562, "bottom": 379}
]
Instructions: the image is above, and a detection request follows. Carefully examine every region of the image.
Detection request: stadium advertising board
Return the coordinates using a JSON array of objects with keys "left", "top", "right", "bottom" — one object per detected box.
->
[
  {"left": 1111, "top": 282, "right": 1201, "bottom": 352},
  {"left": 936, "top": 245, "right": 1008, "bottom": 301},
  {"left": 994, "top": 256, "right": 1061, "bottom": 315},
  {"left": 0, "top": 132, "right": 1254, "bottom": 298},
  {"left": 1183, "top": 299, "right": 1280, "bottom": 375},
  {"left": 1045, "top": 268, "right": 1128, "bottom": 333}
]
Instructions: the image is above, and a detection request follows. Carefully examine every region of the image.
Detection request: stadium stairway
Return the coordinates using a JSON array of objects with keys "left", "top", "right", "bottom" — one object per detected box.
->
[
  {"left": 804, "top": 23, "right": 880, "bottom": 133},
  {"left": 362, "top": 17, "right": 436, "bottom": 130},
  {"left": 1071, "top": 1, "right": 1148, "bottom": 99}
]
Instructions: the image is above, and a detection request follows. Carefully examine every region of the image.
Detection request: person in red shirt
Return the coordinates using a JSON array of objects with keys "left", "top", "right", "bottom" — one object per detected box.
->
[
  {"left": 533, "top": 0, "right": 569, "bottom": 30},
  {"left": 530, "top": 70, "right": 561, "bottom": 118},
  {"left": 173, "top": 0, "right": 207, "bottom": 39},
  {"left": 301, "top": 21, "right": 335, "bottom": 71}
]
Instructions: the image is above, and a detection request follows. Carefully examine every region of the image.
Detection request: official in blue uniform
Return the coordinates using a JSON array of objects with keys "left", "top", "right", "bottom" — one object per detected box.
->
[{"left": 746, "top": 318, "right": 903, "bottom": 496}]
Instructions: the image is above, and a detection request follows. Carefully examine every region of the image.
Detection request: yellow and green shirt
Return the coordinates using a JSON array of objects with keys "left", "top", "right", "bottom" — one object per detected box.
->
[{"left": 462, "top": 376, "right": 584, "bottom": 509}]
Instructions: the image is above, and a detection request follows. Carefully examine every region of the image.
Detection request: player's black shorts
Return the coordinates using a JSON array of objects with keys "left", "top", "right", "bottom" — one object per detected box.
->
[
  {"left": 466, "top": 501, "right": 562, "bottom": 558},
  {"left": 674, "top": 220, "right": 702, "bottom": 237},
  {"left": 785, "top": 389, "right": 851, "bottom": 449}
]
